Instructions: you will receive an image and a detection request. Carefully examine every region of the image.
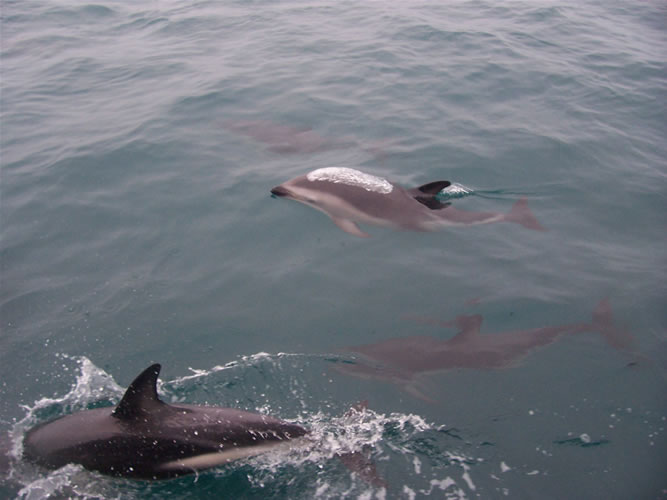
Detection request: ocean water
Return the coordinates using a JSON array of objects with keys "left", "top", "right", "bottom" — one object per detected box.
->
[{"left": 1, "top": 0, "right": 666, "bottom": 498}]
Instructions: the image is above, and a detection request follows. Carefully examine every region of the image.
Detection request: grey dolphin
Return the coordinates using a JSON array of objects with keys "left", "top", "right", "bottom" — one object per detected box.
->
[
  {"left": 335, "top": 300, "right": 635, "bottom": 400},
  {"left": 225, "top": 120, "right": 356, "bottom": 154},
  {"left": 23, "top": 364, "right": 307, "bottom": 480},
  {"left": 270, "top": 167, "right": 544, "bottom": 237}
]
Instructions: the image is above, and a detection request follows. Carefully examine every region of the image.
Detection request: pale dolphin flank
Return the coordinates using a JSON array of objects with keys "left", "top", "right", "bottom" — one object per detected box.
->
[
  {"left": 23, "top": 364, "right": 307, "bottom": 479},
  {"left": 271, "top": 167, "right": 544, "bottom": 237},
  {"left": 225, "top": 120, "right": 356, "bottom": 154},
  {"left": 335, "top": 300, "right": 634, "bottom": 400}
]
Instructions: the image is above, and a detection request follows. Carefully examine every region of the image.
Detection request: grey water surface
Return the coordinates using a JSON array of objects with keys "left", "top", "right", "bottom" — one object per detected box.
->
[{"left": 1, "top": 0, "right": 666, "bottom": 498}]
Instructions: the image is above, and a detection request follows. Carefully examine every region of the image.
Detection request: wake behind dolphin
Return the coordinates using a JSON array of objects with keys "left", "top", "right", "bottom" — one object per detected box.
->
[
  {"left": 271, "top": 167, "right": 545, "bottom": 237},
  {"left": 22, "top": 364, "right": 307, "bottom": 479}
]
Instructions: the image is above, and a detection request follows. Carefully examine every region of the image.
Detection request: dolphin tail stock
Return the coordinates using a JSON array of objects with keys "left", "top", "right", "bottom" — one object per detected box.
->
[
  {"left": 591, "top": 298, "right": 636, "bottom": 352},
  {"left": 504, "top": 198, "right": 546, "bottom": 231}
]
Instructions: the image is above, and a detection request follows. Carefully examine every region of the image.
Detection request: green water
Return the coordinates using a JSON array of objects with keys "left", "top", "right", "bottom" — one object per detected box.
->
[{"left": 1, "top": 0, "right": 665, "bottom": 498}]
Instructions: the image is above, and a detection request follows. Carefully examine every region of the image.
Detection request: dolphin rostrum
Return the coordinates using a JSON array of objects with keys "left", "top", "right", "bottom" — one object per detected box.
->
[
  {"left": 270, "top": 167, "right": 545, "bottom": 237},
  {"left": 335, "top": 300, "right": 634, "bottom": 400},
  {"left": 23, "top": 364, "right": 307, "bottom": 479}
]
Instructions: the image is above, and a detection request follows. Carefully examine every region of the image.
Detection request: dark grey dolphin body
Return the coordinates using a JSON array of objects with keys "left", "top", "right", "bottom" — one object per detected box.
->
[
  {"left": 23, "top": 364, "right": 307, "bottom": 479},
  {"left": 271, "top": 167, "right": 544, "bottom": 237}
]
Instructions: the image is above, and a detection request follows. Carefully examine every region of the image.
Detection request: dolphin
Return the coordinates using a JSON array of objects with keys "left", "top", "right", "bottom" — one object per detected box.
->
[
  {"left": 335, "top": 300, "right": 635, "bottom": 400},
  {"left": 22, "top": 364, "right": 307, "bottom": 480},
  {"left": 270, "top": 167, "right": 545, "bottom": 237},
  {"left": 225, "top": 120, "right": 356, "bottom": 154}
]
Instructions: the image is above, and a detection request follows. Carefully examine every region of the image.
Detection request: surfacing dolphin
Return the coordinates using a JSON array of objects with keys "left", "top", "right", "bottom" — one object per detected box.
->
[
  {"left": 271, "top": 167, "right": 545, "bottom": 237},
  {"left": 23, "top": 364, "right": 307, "bottom": 479},
  {"left": 335, "top": 300, "right": 635, "bottom": 400}
]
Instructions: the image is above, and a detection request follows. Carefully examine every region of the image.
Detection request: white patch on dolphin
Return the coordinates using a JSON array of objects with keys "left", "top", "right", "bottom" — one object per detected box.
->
[{"left": 306, "top": 167, "right": 394, "bottom": 194}]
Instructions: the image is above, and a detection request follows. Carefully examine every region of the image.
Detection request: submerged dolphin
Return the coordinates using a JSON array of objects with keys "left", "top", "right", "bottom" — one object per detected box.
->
[
  {"left": 270, "top": 167, "right": 544, "bottom": 237},
  {"left": 335, "top": 300, "right": 634, "bottom": 400},
  {"left": 225, "top": 120, "right": 356, "bottom": 154},
  {"left": 23, "top": 364, "right": 307, "bottom": 479}
]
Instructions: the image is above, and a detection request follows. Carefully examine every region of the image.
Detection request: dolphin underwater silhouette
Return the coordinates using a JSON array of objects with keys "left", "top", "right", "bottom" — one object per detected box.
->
[
  {"left": 335, "top": 300, "right": 635, "bottom": 400},
  {"left": 270, "top": 167, "right": 545, "bottom": 237},
  {"left": 22, "top": 364, "right": 307, "bottom": 480},
  {"left": 225, "top": 120, "right": 356, "bottom": 154}
]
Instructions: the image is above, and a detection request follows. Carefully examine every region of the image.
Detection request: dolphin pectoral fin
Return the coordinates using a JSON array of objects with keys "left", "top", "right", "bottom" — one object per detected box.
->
[
  {"left": 591, "top": 299, "right": 636, "bottom": 351},
  {"left": 331, "top": 217, "right": 370, "bottom": 238},
  {"left": 403, "top": 383, "right": 436, "bottom": 403}
]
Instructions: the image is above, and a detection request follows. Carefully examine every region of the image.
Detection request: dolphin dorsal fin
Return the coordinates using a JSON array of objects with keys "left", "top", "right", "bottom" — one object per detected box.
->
[
  {"left": 450, "top": 315, "right": 483, "bottom": 342},
  {"left": 411, "top": 181, "right": 451, "bottom": 210},
  {"left": 112, "top": 363, "right": 165, "bottom": 420},
  {"left": 416, "top": 181, "right": 451, "bottom": 194}
]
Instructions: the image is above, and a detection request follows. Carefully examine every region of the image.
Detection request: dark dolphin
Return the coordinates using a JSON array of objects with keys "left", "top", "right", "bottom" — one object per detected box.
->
[
  {"left": 271, "top": 167, "right": 544, "bottom": 237},
  {"left": 23, "top": 364, "right": 307, "bottom": 479},
  {"left": 335, "top": 300, "right": 635, "bottom": 400}
]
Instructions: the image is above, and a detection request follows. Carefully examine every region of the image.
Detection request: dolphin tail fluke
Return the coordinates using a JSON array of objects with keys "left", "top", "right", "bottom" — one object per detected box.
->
[
  {"left": 506, "top": 198, "right": 546, "bottom": 231},
  {"left": 591, "top": 299, "right": 636, "bottom": 351}
]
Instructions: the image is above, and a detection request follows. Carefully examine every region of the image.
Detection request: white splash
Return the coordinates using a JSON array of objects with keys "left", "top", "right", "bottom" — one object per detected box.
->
[
  {"left": 12, "top": 356, "right": 124, "bottom": 459},
  {"left": 169, "top": 352, "right": 306, "bottom": 387},
  {"left": 420, "top": 477, "right": 466, "bottom": 498},
  {"left": 11, "top": 356, "right": 126, "bottom": 500},
  {"left": 306, "top": 167, "right": 393, "bottom": 194},
  {"left": 413, "top": 456, "right": 422, "bottom": 474},
  {"left": 438, "top": 182, "right": 473, "bottom": 201},
  {"left": 443, "top": 183, "right": 472, "bottom": 195},
  {"left": 11, "top": 354, "right": 473, "bottom": 499}
]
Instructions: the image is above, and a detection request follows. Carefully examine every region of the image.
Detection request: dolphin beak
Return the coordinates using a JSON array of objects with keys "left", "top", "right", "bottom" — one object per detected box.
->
[{"left": 271, "top": 185, "right": 290, "bottom": 198}]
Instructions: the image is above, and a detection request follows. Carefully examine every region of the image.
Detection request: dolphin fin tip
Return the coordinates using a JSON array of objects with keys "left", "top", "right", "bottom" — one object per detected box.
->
[
  {"left": 113, "top": 363, "right": 164, "bottom": 419},
  {"left": 591, "top": 299, "right": 637, "bottom": 351},
  {"left": 507, "top": 198, "right": 546, "bottom": 231}
]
